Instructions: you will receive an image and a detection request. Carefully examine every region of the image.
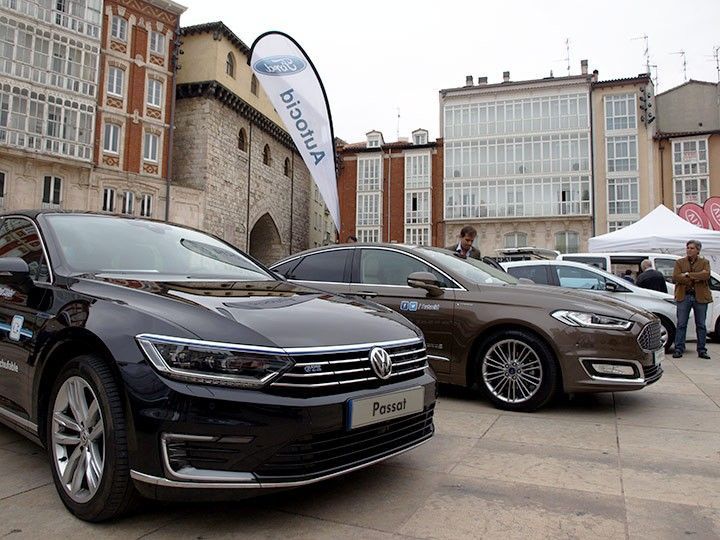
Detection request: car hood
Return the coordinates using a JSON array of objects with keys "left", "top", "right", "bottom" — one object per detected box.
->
[
  {"left": 473, "top": 282, "right": 656, "bottom": 324},
  {"left": 71, "top": 276, "right": 421, "bottom": 348}
]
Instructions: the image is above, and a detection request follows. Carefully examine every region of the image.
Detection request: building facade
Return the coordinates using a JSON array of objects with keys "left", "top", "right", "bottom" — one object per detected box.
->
[
  {"left": 591, "top": 74, "right": 658, "bottom": 234},
  {"left": 655, "top": 80, "right": 720, "bottom": 214},
  {"left": 337, "top": 129, "right": 443, "bottom": 245},
  {"left": 92, "top": 0, "right": 190, "bottom": 222},
  {"left": 0, "top": 0, "right": 102, "bottom": 210},
  {"left": 440, "top": 67, "right": 596, "bottom": 255},
  {"left": 173, "top": 22, "right": 316, "bottom": 264}
]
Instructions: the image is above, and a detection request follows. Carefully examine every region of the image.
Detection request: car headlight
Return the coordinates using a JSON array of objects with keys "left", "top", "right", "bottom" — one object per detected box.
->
[
  {"left": 551, "top": 310, "right": 633, "bottom": 330},
  {"left": 136, "top": 334, "right": 293, "bottom": 388}
]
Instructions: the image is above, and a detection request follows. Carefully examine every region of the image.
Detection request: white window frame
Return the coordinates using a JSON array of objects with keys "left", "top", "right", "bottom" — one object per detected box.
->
[
  {"left": 606, "top": 135, "right": 637, "bottom": 173},
  {"left": 608, "top": 220, "right": 634, "bottom": 233},
  {"left": 356, "top": 192, "right": 381, "bottom": 227},
  {"left": 147, "top": 78, "right": 162, "bottom": 108},
  {"left": 107, "top": 66, "right": 124, "bottom": 97},
  {"left": 111, "top": 16, "right": 127, "bottom": 42},
  {"left": 356, "top": 228, "right": 380, "bottom": 243},
  {"left": 143, "top": 132, "right": 159, "bottom": 163},
  {"left": 103, "top": 123, "right": 120, "bottom": 154},
  {"left": 604, "top": 94, "right": 637, "bottom": 132},
  {"left": 405, "top": 153, "right": 430, "bottom": 189},
  {"left": 121, "top": 190, "right": 134, "bottom": 214},
  {"left": 140, "top": 194, "right": 153, "bottom": 217},
  {"left": 504, "top": 232, "right": 528, "bottom": 248},
  {"left": 149, "top": 31, "right": 165, "bottom": 55},
  {"left": 102, "top": 187, "right": 115, "bottom": 212},
  {"left": 357, "top": 156, "right": 382, "bottom": 191},
  {"left": 404, "top": 226, "right": 430, "bottom": 245},
  {"left": 405, "top": 190, "right": 430, "bottom": 225},
  {"left": 607, "top": 177, "right": 639, "bottom": 218},
  {"left": 412, "top": 131, "right": 428, "bottom": 145},
  {"left": 672, "top": 138, "right": 709, "bottom": 209},
  {"left": 555, "top": 231, "right": 579, "bottom": 254},
  {"left": 42, "top": 175, "right": 62, "bottom": 207}
]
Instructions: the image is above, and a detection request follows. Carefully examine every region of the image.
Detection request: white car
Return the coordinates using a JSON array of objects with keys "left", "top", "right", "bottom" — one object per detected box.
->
[
  {"left": 557, "top": 252, "right": 720, "bottom": 339},
  {"left": 501, "top": 259, "right": 696, "bottom": 351}
]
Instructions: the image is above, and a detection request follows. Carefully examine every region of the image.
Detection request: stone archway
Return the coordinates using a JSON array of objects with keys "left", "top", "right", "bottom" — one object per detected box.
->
[{"left": 249, "top": 212, "right": 284, "bottom": 265}]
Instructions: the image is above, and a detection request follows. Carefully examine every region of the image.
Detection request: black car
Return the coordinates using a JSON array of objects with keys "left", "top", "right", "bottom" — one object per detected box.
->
[{"left": 0, "top": 212, "right": 435, "bottom": 521}]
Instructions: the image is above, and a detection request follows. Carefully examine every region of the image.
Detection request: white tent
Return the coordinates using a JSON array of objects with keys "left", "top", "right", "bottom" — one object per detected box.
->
[{"left": 588, "top": 205, "right": 720, "bottom": 272}]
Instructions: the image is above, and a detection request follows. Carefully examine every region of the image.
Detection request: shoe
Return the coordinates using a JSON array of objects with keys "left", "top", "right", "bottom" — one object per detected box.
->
[
  {"left": 672, "top": 351, "right": 683, "bottom": 358},
  {"left": 698, "top": 352, "right": 711, "bottom": 359}
]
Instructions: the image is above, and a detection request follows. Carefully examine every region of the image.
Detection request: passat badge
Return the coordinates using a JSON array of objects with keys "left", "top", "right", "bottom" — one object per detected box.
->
[
  {"left": 253, "top": 55, "right": 307, "bottom": 76},
  {"left": 369, "top": 347, "right": 392, "bottom": 380}
]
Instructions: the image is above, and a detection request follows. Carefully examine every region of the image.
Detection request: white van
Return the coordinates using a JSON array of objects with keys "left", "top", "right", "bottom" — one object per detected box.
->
[{"left": 557, "top": 252, "right": 720, "bottom": 339}]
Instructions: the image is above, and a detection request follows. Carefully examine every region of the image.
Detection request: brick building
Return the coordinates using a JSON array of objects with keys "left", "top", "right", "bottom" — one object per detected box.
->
[{"left": 337, "top": 129, "right": 444, "bottom": 245}]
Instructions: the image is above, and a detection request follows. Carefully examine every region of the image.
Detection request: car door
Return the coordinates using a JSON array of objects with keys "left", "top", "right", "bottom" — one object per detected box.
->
[
  {"left": 348, "top": 247, "right": 456, "bottom": 374},
  {"left": 279, "top": 248, "right": 352, "bottom": 295},
  {"left": 0, "top": 217, "right": 52, "bottom": 421}
]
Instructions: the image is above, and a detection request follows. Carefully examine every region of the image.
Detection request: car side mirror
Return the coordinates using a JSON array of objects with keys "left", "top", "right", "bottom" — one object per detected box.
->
[
  {"left": 0, "top": 257, "right": 32, "bottom": 290},
  {"left": 605, "top": 281, "right": 618, "bottom": 292},
  {"left": 407, "top": 271, "right": 444, "bottom": 297}
]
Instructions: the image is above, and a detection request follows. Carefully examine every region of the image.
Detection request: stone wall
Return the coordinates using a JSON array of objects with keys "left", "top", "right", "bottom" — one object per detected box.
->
[{"left": 173, "top": 96, "right": 311, "bottom": 264}]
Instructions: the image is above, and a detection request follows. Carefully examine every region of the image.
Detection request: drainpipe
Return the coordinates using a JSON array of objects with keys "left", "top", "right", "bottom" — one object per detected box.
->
[
  {"left": 588, "top": 82, "right": 596, "bottom": 237},
  {"left": 386, "top": 147, "right": 392, "bottom": 241},
  {"left": 164, "top": 19, "right": 182, "bottom": 221},
  {"left": 289, "top": 152, "right": 294, "bottom": 255},
  {"left": 245, "top": 123, "right": 253, "bottom": 250}
]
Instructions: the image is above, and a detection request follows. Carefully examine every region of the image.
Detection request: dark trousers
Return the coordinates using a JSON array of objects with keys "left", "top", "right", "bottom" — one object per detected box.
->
[{"left": 674, "top": 294, "right": 708, "bottom": 354}]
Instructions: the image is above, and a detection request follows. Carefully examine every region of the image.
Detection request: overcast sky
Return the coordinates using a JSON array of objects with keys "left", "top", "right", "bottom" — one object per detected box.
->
[{"left": 180, "top": 0, "right": 720, "bottom": 143}]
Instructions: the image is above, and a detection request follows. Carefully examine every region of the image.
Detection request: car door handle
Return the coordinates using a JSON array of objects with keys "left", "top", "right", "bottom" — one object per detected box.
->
[{"left": 356, "top": 290, "right": 378, "bottom": 298}]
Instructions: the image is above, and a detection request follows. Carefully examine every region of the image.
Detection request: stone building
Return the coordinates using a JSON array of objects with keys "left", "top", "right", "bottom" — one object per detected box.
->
[{"left": 173, "top": 22, "right": 316, "bottom": 264}]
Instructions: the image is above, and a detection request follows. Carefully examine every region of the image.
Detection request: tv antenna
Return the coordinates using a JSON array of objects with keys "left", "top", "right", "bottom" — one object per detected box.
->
[
  {"left": 631, "top": 34, "right": 650, "bottom": 75},
  {"left": 671, "top": 50, "right": 687, "bottom": 81},
  {"left": 564, "top": 38, "right": 571, "bottom": 74}
]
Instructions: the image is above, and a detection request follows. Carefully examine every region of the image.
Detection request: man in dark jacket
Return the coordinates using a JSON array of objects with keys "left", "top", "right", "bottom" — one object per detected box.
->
[
  {"left": 445, "top": 225, "right": 481, "bottom": 260},
  {"left": 636, "top": 259, "right": 668, "bottom": 293}
]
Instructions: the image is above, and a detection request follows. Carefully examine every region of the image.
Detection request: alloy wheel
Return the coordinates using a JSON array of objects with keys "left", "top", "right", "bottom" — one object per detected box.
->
[
  {"left": 51, "top": 376, "right": 105, "bottom": 503},
  {"left": 482, "top": 339, "right": 543, "bottom": 404}
]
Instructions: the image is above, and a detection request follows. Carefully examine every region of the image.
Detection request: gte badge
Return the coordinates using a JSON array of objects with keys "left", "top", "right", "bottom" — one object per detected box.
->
[
  {"left": 9, "top": 315, "right": 24, "bottom": 341},
  {"left": 400, "top": 301, "right": 419, "bottom": 312}
]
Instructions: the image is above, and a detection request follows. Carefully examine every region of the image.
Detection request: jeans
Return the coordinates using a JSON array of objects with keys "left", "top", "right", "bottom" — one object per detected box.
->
[{"left": 674, "top": 294, "right": 708, "bottom": 354}]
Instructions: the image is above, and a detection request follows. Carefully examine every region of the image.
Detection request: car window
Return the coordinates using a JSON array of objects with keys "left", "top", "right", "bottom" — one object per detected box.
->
[
  {"left": 554, "top": 265, "right": 608, "bottom": 290},
  {"left": 562, "top": 256, "right": 607, "bottom": 271},
  {"left": 654, "top": 258, "right": 676, "bottom": 280},
  {"left": 43, "top": 214, "right": 271, "bottom": 281},
  {"left": 0, "top": 217, "right": 50, "bottom": 282},
  {"left": 710, "top": 275, "right": 720, "bottom": 292},
  {"left": 418, "top": 247, "right": 516, "bottom": 285},
  {"left": 356, "top": 249, "right": 449, "bottom": 287},
  {"left": 290, "top": 250, "right": 349, "bottom": 282},
  {"left": 506, "top": 265, "right": 550, "bottom": 285},
  {"left": 271, "top": 259, "right": 300, "bottom": 278}
]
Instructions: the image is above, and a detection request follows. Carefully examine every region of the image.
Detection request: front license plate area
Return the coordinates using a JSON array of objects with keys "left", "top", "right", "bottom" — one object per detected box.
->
[
  {"left": 347, "top": 387, "right": 424, "bottom": 430},
  {"left": 653, "top": 349, "right": 664, "bottom": 366}
]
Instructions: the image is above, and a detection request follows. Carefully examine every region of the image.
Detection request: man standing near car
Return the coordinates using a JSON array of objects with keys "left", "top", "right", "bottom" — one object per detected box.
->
[
  {"left": 446, "top": 225, "right": 481, "bottom": 260},
  {"left": 636, "top": 259, "right": 668, "bottom": 293},
  {"left": 672, "top": 240, "right": 712, "bottom": 359}
]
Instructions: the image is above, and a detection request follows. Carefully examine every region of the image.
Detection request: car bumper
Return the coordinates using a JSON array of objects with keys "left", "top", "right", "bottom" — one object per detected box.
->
[{"left": 126, "top": 371, "right": 436, "bottom": 501}]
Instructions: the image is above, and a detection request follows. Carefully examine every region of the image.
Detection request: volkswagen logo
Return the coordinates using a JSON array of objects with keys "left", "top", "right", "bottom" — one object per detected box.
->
[{"left": 369, "top": 347, "right": 392, "bottom": 380}]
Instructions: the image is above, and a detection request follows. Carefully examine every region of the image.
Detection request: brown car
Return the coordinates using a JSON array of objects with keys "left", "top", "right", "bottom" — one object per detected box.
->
[{"left": 271, "top": 244, "right": 664, "bottom": 412}]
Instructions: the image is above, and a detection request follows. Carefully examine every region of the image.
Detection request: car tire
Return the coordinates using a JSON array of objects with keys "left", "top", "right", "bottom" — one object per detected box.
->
[
  {"left": 46, "top": 355, "right": 138, "bottom": 522},
  {"left": 476, "top": 329, "right": 558, "bottom": 412},
  {"left": 657, "top": 316, "right": 675, "bottom": 353}
]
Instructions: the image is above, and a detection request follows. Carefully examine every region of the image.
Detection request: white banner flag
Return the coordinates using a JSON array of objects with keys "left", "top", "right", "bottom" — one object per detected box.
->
[{"left": 250, "top": 32, "right": 340, "bottom": 230}]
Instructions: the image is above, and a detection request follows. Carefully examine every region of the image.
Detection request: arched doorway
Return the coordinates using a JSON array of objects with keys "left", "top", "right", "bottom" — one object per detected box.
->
[{"left": 249, "top": 213, "right": 283, "bottom": 265}]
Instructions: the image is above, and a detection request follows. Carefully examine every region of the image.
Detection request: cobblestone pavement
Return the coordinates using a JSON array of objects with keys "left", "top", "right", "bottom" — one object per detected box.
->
[{"left": 1, "top": 343, "right": 719, "bottom": 539}]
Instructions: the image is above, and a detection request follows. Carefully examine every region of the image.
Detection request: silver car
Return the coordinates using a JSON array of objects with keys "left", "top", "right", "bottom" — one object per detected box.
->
[{"left": 501, "top": 259, "right": 696, "bottom": 351}]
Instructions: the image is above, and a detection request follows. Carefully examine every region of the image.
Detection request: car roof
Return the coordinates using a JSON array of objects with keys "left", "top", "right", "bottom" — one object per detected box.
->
[
  {"left": 561, "top": 252, "right": 681, "bottom": 259},
  {"left": 272, "top": 243, "right": 432, "bottom": 265}
]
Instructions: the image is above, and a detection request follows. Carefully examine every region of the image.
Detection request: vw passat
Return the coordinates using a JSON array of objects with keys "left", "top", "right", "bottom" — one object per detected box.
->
[
  {"left": 271, "top": 244, "right": 664, "bottom": 412},
  {"left": 0, "top": 212, "right": 435, "bottom": 521}
]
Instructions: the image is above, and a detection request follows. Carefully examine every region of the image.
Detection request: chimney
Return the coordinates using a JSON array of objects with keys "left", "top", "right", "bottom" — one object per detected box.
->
[
  {"left": 580, "top": 59, "right": 588, "bottom": 75},
  {"left": 592, "top": 69, "right": 599, "bottom": 83},
  {"left": 478, "top": 76, "right": 488, "bottom": 85},
  {"left": 465, "top": 75, "right": 474, "bottom": 86},
  {"left": 503, "top": 71, "right": 510, "bottom": 82}
]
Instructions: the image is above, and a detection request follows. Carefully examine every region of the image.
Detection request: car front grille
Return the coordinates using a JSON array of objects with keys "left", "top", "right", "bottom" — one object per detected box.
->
[
  {"left": 637, "top": 321, "right": 663, "bottom": 352},
  {"left": 267, "top": 339, "right": 428, "bottom": 396},
  {"left": 254, "top": 404, "right": 435, "bottom": 482}
]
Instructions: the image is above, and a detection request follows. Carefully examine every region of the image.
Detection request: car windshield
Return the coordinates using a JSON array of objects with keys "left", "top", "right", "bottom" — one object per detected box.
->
[
  {"left": 417, "top": 247, "right": 518, "bottom": 285},
  {"left": 43, "top": 215, "right": 273, "bottom": 281}
]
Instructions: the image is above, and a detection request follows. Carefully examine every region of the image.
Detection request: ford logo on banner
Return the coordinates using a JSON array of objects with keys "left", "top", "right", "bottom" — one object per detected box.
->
[{"left": 253, "top": 55, "right": 307, "bottom": 76}]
